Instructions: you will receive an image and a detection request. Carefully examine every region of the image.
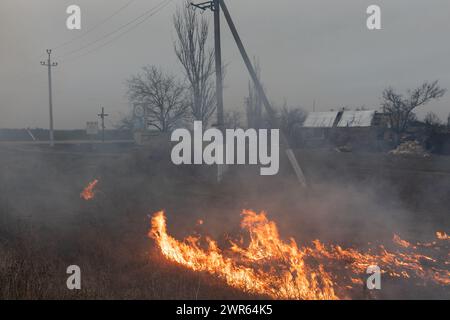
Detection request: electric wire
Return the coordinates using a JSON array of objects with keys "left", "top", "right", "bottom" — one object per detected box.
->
[
  {"left": 53, "top": 0, "right": 137, "bottom": 50},
  {"left": 59, "top": 0, "right": 172, "bottom": 60}
]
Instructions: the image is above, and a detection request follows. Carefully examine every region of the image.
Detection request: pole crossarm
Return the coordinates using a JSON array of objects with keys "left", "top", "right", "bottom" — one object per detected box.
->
[
  {"left": 190, "top": 1, "right": 216, "bottom": 11},
  {"left": 40, "top": 61, "right": 58, "bottom": 67},
  {"left": 40, "top": 49, "right": 58, "bottom": 67}
]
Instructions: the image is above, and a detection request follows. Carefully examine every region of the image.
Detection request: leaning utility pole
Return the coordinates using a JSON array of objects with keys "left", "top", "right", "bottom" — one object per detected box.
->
[
  {"left": 219, "top": 0, "right": 307, "bottom": 186},
  {"left": 40, "top": 49, "right": 58, "bottom": 147},
  {"left": 191, "top": 0, "right": 307, "bottom": 186},
  {"left": 97, "top": 107, "right": 109, "bottom": 142}
]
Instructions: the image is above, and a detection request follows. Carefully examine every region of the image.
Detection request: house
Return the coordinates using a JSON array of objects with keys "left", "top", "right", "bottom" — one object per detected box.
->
[
  {"left": 299, "top": 110, "right": 389, "bottom": 150},
  {"left": 301, "top": 111, "right": 340, "bottom": 145}
]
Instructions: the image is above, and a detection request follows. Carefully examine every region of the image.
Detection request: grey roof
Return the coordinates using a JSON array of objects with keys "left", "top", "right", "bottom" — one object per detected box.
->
[
  {"left": 303, "top": 111, "right": 339, "bottom": 128},
  {"left": 337, "top": 110, "right": 375, "bottom": 127},
  {"left": 303, "top": 110, "right": 376, "bottom": 128}
]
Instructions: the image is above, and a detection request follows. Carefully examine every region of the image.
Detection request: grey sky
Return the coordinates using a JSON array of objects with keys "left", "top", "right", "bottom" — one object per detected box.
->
[{"left": 1, "top": 0, "right": 449, "bottom": 129}]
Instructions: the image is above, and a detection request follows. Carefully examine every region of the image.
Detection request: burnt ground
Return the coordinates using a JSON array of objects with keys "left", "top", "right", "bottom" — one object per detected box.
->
[{"left": 0, "top": 143, "right": 449, "bottom": 299}]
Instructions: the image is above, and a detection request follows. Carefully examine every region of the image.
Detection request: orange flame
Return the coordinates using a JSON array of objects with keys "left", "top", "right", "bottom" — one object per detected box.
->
[
  {"left": 436, "top": 232, "right": 449, "bottom": 240},
  {"left": 80, "top": 179, "right": 98, "bottom": 200},
  {"left": 150, "top": 210, "right": 450, "bottom": 299},
  {"left": 393, "top": 234, "right": 415, "bottom": 249}
]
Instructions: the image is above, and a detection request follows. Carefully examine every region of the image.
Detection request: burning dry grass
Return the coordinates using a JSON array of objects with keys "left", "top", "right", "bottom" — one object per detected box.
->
[
  {"left": 0, "top": 208, "right": 253, "bottom": 299},
  {"left": 436, "top": 232, "right": 449, "bottom": 241},
  {"left": 151, "top": 210, "right": 450, "bottom": 300},
  {"left": 80, "top": 179, "right": 99, "bottom": 201}
]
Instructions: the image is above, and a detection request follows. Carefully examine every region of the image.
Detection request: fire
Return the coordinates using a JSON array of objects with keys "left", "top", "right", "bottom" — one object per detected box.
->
[
  {"left": 436, "top": 232, "right": 449, "bottom": 240},
  {"left": 80, "top": 179, "right": 99, "bottom": 200},
  {"left": 393, "top": 234, "right": 415, "bottom": 249},
  {"left": 150, "top": 210, "right": 449, "bottom": 299}
]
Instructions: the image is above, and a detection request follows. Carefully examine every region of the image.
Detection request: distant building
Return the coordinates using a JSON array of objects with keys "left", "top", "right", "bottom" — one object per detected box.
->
[
  {"left": 301, "top": 111, "right": 339, "bottom": 143},
  {"left": 299, "top": 110, "right": 390, "bottom": 150}
]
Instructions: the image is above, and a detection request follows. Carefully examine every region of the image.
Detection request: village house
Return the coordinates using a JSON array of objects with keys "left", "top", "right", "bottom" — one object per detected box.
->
[{"left": 299, "top": 110, "right": 390, "bottom": 151}]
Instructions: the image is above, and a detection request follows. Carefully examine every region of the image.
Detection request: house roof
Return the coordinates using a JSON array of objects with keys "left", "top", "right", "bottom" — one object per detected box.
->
[
  {"left": 337, "top": 110, "right": 375, "bottom": 127},
  {"left": 303, "top": 111, "right": 339, "bottom": 128},
  {"left": 302, "top": 110, "right": 377, "bottom": 128}
]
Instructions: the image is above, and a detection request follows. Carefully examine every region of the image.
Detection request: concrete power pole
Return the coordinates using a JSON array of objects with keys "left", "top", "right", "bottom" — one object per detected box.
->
[
  {"left": 190, "top": 1, "right": 226, "bottom": 183},
  {"left": 97, "top": 107, "right": 109, "bottom": 142},
  {"left": 190, "top": 1, "right": 224, "bottom": 129},
  {"left": 40, "top": 49, "right": 58, "bottom": 147},
  {"left": 213, "top": 0, "right": 224, "bottom": 129}
]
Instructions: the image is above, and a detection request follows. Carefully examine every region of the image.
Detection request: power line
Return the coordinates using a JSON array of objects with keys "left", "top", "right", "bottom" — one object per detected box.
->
[
  {"left": 59, "top": 0, "right": 172, "bottom": 60},
  {"left": 62, "top": 0, "right": 174, "bottom": 63},
  {"left": 53, "top": 0, "right": 137, "bottom": 50}
]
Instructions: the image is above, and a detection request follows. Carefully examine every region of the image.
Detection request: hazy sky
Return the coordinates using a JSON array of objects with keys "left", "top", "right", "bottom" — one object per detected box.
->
[{"left": 1, "top": 0, "right": 449, "bottom": 129}]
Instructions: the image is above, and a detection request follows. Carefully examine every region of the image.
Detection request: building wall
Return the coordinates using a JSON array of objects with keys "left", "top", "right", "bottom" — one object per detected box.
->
[{"left": 297, "top": 126, "right": 390, "bottom": 151}]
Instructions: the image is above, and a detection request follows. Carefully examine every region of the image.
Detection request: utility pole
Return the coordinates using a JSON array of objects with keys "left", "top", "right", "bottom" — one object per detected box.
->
[
  {"left": 40, "top": 49, "right": 58, "bottom": 147},
  {"left": 213, "top": 0, "right": 224, "bottom": 129},
  {"left": 191, "top": 1, "right": 226, "bottom": 183},
  {"left": 219, "top": 0, "right": 307, "bottom": 186},
  {"left": 191, "top": 0, "right": 307, "bottom": 186},
  {"left": 190, "top": 1, "right": 224, "bottom": 129},
  {"left": 97, "top": 107, "right": 109, "bottom": 142}
]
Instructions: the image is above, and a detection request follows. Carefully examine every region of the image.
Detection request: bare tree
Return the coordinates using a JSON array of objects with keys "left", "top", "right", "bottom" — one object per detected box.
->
[
  {"left": 423, "top": 111, "right": 445, "bottom": 141},
  {"left": 224, "top": 110, "right": 242, "bottom": 129},
  {"left": 173, "top": 4, "right": 216, "bottom": 126},
  {"left": 127, "top": 66, "right": 188, "bottom": 132},
  {"left": 115, "top": 112, "right": 134, "bottom": 131},
  {"left": 424, "top": 112, "right": 442, "bottom": 128},
  {"left": 381, "top": 80, "right": 446, "bottom": 144},
  {"left": 279, "top": 104, "right": 307, "bottom": 143}
]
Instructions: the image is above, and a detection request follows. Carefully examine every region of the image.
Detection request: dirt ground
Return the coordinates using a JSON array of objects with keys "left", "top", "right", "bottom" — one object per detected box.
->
[{"left": 0, "top": 143, "right": 449, "bottom": 299}]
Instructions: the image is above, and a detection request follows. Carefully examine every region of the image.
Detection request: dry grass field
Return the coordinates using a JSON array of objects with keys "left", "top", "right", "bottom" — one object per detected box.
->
[{"left": 0, "top": 143, "right": 449, "bottom": 299}]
